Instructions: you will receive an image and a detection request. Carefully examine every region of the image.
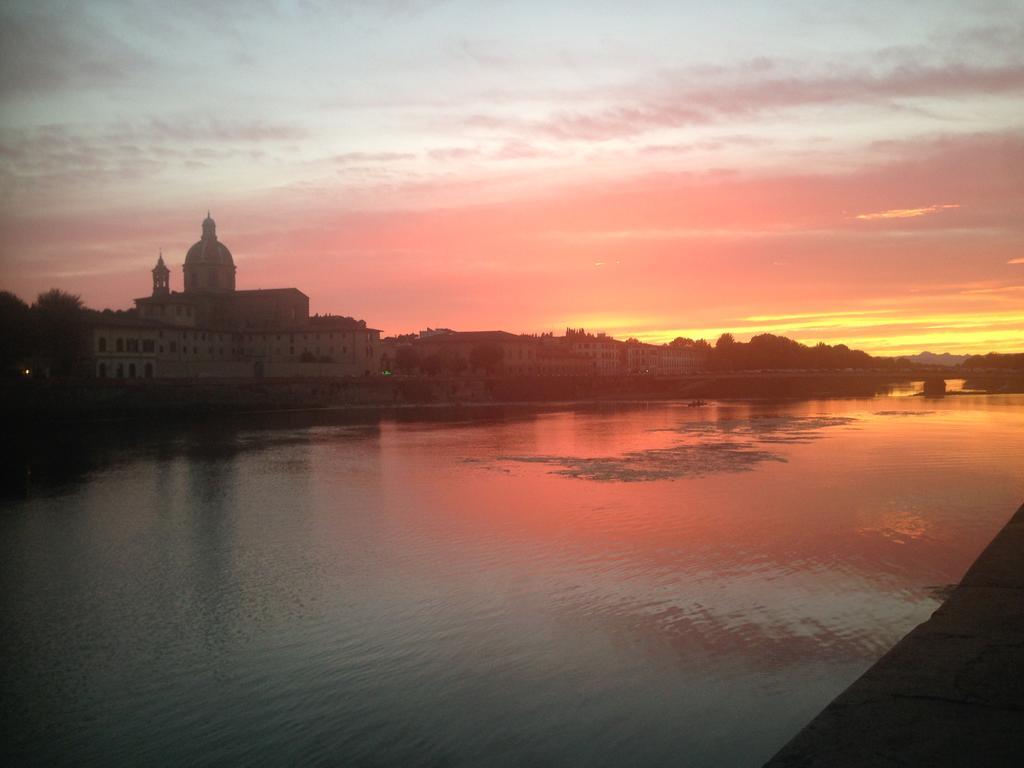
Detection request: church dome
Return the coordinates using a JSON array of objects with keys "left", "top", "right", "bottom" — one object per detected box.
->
[{"left": 184, "top": 212, "right": 234, "bottom": 267}]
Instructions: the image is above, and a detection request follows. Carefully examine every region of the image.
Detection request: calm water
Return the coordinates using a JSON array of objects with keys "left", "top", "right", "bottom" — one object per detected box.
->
[{"left": 3, "top": 395, "right": 1023, "bottom": 767}]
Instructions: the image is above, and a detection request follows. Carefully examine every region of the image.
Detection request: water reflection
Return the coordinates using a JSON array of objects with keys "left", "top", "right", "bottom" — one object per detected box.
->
[
  {"left": 496, "top": 413, "right": 858, "bottom": 481},
  {"left": 2, "top": 396, "right": 1023, "bottom": 767}
]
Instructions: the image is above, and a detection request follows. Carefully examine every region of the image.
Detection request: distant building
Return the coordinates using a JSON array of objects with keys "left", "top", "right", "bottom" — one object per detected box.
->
[
  {"left": 413, "top": 331, "right": 542, "bottom": 376},
  {"left": 86, "top": 213, "right": 380, "bottom": 379},
  {"left": 397, "top": 330, "right": 589, "bottom": 376},
  {"left": 658, "top": 343, "right": 705, "bottom": 374},
  {"left": 564, "top": 328, "right": 625, "bottom": 375},
  {"left": 625, "top": 338, "right": 705, "bottom": 374},
  {"left": 386, "top": 327, "right": 704, "bottom": 377}
]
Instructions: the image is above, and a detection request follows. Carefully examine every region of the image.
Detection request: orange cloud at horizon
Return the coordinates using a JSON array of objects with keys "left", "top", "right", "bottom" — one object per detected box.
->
[
  {"left": 2, "top": 132, "right": 1022, "bottom": 358},
  {"left": 854, "top": 203, "right": 960, "bottom": 221}
]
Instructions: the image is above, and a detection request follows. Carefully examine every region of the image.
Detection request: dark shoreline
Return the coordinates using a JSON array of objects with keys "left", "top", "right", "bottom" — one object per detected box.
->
[
  {"left": 5, "top": 371, "right": 1022, "bottom": 425},
  {"left": 765, "top": 501, "right": 1024, "bottom": 766}
]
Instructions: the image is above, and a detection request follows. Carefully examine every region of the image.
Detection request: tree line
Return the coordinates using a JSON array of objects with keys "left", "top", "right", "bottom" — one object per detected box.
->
[
  {"left": 960, "top": 352, "right": 1024, "bottom": 370},
  {"left": 691, "top": 332, "right": 912, "bottom": 371},
  {"left": 0, "top": 289, "right": 89, "bottom": 377}
]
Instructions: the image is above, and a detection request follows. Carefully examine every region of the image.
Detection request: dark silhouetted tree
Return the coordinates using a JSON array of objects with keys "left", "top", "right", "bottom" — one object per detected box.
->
[
  {"left": 962, "top": 352, "right": 1024, "bottom": 370},
  {"left": 0, "top": 290, "right": 33, "bottom": 375},
  {"left": 33, "top": 289, "right": 84, "bottom": 376}
]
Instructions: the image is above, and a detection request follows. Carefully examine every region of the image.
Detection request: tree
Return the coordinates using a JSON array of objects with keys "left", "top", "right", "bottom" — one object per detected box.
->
[
  {"left": 0, "top": 290, "right": 32, "bottom": 375},
  {"left": 33, "top": 289, "right": 85, "bottom": 377}
]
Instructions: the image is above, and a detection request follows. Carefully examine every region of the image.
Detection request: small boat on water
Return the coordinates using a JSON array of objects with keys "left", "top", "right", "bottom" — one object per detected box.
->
[{"left": 687, "top": 399, "right": 708, "bottom": 407}]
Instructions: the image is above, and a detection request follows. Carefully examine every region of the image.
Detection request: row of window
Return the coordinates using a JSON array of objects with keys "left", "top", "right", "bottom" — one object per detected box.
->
[
  {"left": 97, "top": 336, "right": 377, "bottom": 362},
  {"left": 97, "top": 361, "right": 153, "bottom": 379},
  {"left": 97, "top": 338, "right": 156, "bottom": 353},
  {"left": 143, "top": 305, "right": 193, "bottom": 318}
]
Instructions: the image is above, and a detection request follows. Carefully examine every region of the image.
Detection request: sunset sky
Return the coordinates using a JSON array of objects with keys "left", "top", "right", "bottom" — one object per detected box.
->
[{"left": 1, "top": 0, "right": 1022, "bottom": 355}]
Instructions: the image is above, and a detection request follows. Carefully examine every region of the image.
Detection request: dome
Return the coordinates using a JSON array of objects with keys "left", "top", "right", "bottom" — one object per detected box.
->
[
  {"left": 184, "top": 212, "right": 234, "bottom": 267},
  {"left": 185, "top": 238, "right": 234, "bottom": 266}
]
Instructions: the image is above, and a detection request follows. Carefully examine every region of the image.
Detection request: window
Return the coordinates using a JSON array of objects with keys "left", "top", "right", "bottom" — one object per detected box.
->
[
  {"left": 170, "top": 341, "right": 177, "bottom": 353},
  {"left": 98, "top": 337, "right": 107, "bottom": 352},
  {"left": 128, "top": 363, "right": 136, "bottom": 378},
  {"left": 144, "top": 363, "right": 153, "bottom": 378},
  {"left": 143, "top": 340, "right": 155, "bottom": 353},
  {"left": 98, "top": 362, "right": 107, "bottom": 378}
]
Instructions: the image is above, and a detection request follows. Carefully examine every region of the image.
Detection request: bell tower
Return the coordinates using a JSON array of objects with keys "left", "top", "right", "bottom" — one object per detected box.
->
[{"left": 152, "top": 250, "right": 170, "bottom": 296}]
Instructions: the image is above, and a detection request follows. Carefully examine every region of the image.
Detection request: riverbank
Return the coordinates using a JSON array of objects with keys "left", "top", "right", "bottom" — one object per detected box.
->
[
  {"left": 5, "top": 371, "right": 1022, "bottom": 423},
  {"left": 765, "top": 501, "right": 1024, "bottom": 767}
]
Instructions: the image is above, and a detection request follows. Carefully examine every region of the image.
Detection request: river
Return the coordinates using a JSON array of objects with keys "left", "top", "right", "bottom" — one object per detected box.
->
[{"left": 3, "top": 394, "right": 1023, "bottom": 766}]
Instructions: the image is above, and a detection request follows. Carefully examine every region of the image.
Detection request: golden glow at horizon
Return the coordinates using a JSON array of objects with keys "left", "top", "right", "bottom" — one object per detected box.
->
[
  {"left": 854, "top": 203, "right": 960, "bottom": 221},
  {"left": 566, "top": 308, "right": 1024, "bottom": 356}
]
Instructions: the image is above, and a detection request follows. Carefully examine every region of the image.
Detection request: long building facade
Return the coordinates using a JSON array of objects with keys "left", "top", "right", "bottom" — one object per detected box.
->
[
  {"left": 87, "top": 214, "right": 380, "bottom": 379},
  {"left": 382, "top": 328, "right": 706, "bottom": 376}
]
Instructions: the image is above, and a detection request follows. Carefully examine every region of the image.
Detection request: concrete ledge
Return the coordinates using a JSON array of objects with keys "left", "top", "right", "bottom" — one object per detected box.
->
[{"left": 765, "top": 503, "right": 1024, "bottom": 767}]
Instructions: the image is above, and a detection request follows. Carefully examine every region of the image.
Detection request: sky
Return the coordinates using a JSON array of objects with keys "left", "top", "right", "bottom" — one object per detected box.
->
[{"left": 1, "top": 0, "right": 1022, "bottom": 355}]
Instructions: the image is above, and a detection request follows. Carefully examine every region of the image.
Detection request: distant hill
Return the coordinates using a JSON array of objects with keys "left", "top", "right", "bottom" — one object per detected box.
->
[{"left": 903, "top": 351, "right": 970, "bottom": 367}]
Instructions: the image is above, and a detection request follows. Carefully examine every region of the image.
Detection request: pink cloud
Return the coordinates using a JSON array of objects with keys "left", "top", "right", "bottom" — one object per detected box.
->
[{"left": 465, "top": 63, "right": 1024, "bottom": 142}]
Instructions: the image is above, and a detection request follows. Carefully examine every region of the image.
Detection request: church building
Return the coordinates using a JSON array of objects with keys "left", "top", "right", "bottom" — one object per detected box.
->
[{"left": 87, "top": 214, "right": 380, "bottom": 379}]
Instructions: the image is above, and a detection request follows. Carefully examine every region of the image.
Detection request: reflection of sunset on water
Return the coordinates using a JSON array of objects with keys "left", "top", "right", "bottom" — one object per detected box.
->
[{"left": 4, "top": 395, "right": 1023, "bottom": 766}]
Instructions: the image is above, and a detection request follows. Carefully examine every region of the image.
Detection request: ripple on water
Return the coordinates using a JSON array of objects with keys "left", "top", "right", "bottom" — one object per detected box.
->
[{"left": 496, "top": 414, "right": 857, "bottom": 481}]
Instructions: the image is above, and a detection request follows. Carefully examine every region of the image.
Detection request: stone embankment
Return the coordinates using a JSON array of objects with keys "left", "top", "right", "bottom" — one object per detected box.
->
[
  {"left": 0, "top": 372, "right": 934, "bottom": 423},
  {"left": 766, "top": 502, "right": 1024, "bottom": 767},
  {"left": 4, "top": 371, "right": 1022, "bottom": 423}
]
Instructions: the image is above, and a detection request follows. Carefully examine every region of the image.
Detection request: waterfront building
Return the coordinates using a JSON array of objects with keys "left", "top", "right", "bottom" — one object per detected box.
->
[
  {"left": 564, "top": 328, "right": 625, "bottom": 375},
  {"left": 658, "top": 343, "right": 705, "bottom": 374},
  {"left": 389, "top": 328, "right": 702, "bottom": 377},
  {"left": 392, "top": 330, "right": 590, "bottom": 376},
  {"left": 86, "top": 214, "right": 380, "bottom": 379},
  {"left": 412, "top": 331, "right": 543, "bottom": 375}
]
